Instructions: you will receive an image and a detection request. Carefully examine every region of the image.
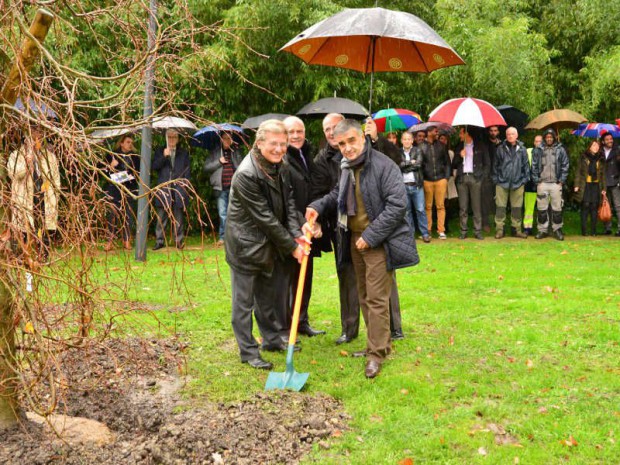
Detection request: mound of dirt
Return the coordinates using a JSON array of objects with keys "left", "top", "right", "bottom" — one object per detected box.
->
[{"left": 0, "top": 338, "right": 349, "bottom": 464}]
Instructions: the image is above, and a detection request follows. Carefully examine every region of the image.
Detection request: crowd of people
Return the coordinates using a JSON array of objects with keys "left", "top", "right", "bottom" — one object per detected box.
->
[
  {"left": 4, "top": 116, "right": 619, "bottom": 378},
  {"left": 217, "top": 115, "right": 620, "bottom": 379}
]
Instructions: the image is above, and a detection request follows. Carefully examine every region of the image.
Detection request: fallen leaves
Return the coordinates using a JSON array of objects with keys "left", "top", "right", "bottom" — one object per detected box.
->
[
  {"left": 398, "top": 458, "right": 414, "bottom": 465},
  {"left": 560, "top": 435, "right": 578, "bottom": 447}
]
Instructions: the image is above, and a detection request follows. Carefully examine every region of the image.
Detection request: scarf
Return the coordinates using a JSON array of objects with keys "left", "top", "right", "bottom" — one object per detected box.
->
[
  {"left": 252, "top": 148, "right": 280, "bottom": 182},
  {"left": 337, "top": 149, "right": 367, "bottom": 229},
  {"left": 586, "top": 151, "right": 598, "bottom": 180}
]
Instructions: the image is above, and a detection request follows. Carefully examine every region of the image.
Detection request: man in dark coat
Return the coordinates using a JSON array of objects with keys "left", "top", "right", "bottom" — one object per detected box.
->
[
  {"left": 531, "top": 128, "right": 569, "bottom": 240},
  {"left": 600, "top": 132, "right": 620, "bottom": 236},
  {"left": 279, "top": 116, "right": 325, "bottom": 337},
  {"left": 203, "top": 132, "right": 244, "bottom": 244},
  {"left": 453, "top": 127, "right": 490, "bottom": 240},
  {"left": 492, "top": 127, "right": 530, "bottom": 239},
  {"left": 152, "top": 129, "right": 191, "bottom": 250},
  {"left": 306, "top": 119, "right": 419, "bottom": 379},
  {"left": 225, "top": 120, "right": 309, "bottom": 370},
  {"left": 483, "top": 126, "right": 502, "bottom": 231}
]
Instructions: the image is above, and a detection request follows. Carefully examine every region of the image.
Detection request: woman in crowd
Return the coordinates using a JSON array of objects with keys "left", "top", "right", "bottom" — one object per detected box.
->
[
  {"left": 103, "top": 135, "right": 140, "bottom": 251},
  {"left": 574, "top": 140, "right": 605, "bottom": 236}
]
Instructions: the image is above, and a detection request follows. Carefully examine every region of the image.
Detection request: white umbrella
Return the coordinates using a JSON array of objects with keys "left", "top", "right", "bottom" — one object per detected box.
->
[
  {"left": 89, "top": 127, "right": 139, "bottom": 141},
  {"left": 152, "top": 116, "right": 197, "bottom": 132}
]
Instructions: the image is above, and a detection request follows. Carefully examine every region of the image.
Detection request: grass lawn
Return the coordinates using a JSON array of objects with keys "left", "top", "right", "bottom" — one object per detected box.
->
[{"left": 103, "top": 216, "right": 620, "bottom": 464}]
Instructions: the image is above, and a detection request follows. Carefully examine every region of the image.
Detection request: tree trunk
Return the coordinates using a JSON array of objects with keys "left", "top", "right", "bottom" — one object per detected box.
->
[{"left": 0, "top": 279, "right": 18, "bottom": 430}]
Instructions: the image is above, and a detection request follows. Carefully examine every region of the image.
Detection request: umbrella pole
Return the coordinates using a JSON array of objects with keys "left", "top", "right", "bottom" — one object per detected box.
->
[{"left": 368, "top": 36, "right": 377, "bottom": 115}]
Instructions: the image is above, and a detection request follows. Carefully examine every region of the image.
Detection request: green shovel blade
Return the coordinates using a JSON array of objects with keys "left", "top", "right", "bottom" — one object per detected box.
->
[{"left": 264, "top": 345, "right": 309, "bottom": 391}]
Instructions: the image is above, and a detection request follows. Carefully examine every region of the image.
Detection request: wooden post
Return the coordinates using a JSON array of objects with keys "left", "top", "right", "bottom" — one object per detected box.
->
[{"left": 0, "top": 9, "right": 54, "bottom": 431}]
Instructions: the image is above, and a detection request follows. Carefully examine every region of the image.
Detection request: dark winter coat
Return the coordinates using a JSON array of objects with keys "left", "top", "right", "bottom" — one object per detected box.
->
[
  {"left": 284, "top": 140, "right": 316, "bottom": 214},
  {"left": 309, "top": 143, "right": 419, "bottom": 272},
  {"left": 399, "top": 146, "right": 424, "bottom": 186},
  {"left": 452, "top": 141, "right": 490, "bottom": 183},
  {"left": 531, "top": 131, "right": 569, "bottom": 184},
  {"left": 419, "top": 139, "right": 451, "bottom": 181},
  {"left": 491, "top": 140, "right": 530, "bottom": 189},
  {"left": 600, "top": 145, "right": 620, "bottom": 188},
  {"left": 152, "top": 145, "right": 191, "bottom": 209},
  {"left": 574, "top": 151, "right": 606, "bottom": 203},
  {"left": 225, "top": 150, "right": 302, "bottom": 275}
]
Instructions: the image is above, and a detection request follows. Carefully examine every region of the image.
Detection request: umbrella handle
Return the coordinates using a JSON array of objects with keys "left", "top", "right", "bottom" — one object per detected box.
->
[{"left": 287, "top": 221, "right": 313, "bottom": 346}]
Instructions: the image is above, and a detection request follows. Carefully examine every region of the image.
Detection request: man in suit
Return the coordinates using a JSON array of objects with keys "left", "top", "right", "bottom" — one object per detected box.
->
[
  {"left": 225, "top": 120, "right": 310, "bottom": 369},
  {"left": 152, "top": 129, "right": 190, "bottom": 250}
]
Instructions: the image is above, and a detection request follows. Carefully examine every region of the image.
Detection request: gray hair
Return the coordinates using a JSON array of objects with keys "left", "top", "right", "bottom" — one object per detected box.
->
[
  {"left": 166, "top": 128, "right": 179, "bottom": 137},
  {"left": 333, "top": 119, "right": 363, "bottom": 138},
  {"left": 506, "top": 127, "right": 518, "bottom": 137},
  {"left": 254, "top": 119, "right": 287, "bottom": 147},
  {"left": 322, "top": 113, "right": 345, "bottom": 126}
]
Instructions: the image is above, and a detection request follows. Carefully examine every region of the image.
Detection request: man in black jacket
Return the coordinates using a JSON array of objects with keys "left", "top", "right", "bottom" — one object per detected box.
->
[
  {"left": 280, "top": 116, "right": 325, "bottom": 337},
  {"left": 531, "top": 128, "right": 569, "bottom": 240},
  {"left": 306, "top": 119, "right": 419, "bottom": 379},
  {"left": 600, "top": 132, "right": 620, "bottom": 236},
  {"left": 492, "top": 127, "right": 530, "bottom": 239},
  {"left": 420, "top": 126, "right": 451, "bottom": 239},
  {"left": 225, "top": 120, "right": 309, "bottom": 370},
  {"left": 483, "top": 126, "right": 502, "bottom": 231},
  {"left": 453, "top": 127, "right": 490, "bottom": 240},
  {"left": 152, "top": 129, "right": 191, "bottom": 250}
]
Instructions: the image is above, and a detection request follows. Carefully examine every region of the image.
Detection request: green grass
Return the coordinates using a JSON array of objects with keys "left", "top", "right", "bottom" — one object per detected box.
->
[{"left": 100, "top": 217, "right": 620, "bottom": 464}]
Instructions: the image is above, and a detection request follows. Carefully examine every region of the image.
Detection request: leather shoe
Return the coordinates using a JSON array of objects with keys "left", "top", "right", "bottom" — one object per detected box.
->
[
  {"left": 422, "top": 235, "right": 431, "bottom": 243},
  {"left": 535, "top": 232, "right": 548, "bottom": 240},
  {"left": 298, "top": 324, "right": 325, "bottom": 337},
  {"left": 244, "top": 357, "right": 272, "bottom": 370},
  {"left": 261, "top": 341, "right": 300, "bottom": 352},
  {"left": 365, "top": 360, "right": 381, "bottom": 378},
  {"left": 459, "top": 233, "right": 466, "bottom": 240},
  {"left": 515, "top": 231, "right": 528, "bottom": 239},
  {"left": 176, "top": 241, "right": 185, "bottom": 250},
  {"left": 391, "top": 330, "right": 405, "bottom": 340},
  {"left": 554, "top": 229, "right": 564, "bottom": 241},
  {"left": 474, "top": 232, "right": 484, "bottom": 240},
  {"left": 152, "top": 242, "right": 165, "bottom": 251},
  {"left": 335, "top": 334, "right": 352, "bottom": 345}
]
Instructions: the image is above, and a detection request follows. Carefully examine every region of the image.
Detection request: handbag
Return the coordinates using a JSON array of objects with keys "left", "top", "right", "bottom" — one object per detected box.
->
[{"left": 598, "top": 191, "right": 612, "bottom": 223}]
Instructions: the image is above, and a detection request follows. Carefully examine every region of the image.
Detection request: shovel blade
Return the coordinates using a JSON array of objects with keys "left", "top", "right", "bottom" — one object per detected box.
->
[{"left": 265, "top": 369, "right": 309, "bottom": 391}]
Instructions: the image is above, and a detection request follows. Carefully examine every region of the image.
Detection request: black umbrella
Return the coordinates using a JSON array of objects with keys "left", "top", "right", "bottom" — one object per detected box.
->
[
  {"left": 296, "top": 97, "right": 369, "bottom": 120},
  {"left": 496, "top": 105, "right": 529, "bottom": 132},
  {"left": 242, "top": 113, "right": 290, "bottom": 130}
]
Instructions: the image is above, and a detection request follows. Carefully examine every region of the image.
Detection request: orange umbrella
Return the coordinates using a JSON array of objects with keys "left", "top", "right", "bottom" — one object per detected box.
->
[{"left": 280, "top": 7, "right": 464, "bottom": 112}]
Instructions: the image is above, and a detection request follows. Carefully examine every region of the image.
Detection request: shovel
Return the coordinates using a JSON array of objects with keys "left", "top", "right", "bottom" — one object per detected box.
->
[{"left": 265, "top": 226, "right": 313, "bottom": 391}]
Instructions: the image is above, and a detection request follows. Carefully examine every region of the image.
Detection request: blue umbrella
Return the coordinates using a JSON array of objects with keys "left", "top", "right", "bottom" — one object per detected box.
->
[
  {"left": 14, "top": 97, "right": 57, "bottom": 119},
  {"left": 571, "top": 122, "right": 620, "bottom": 138},
  {"left": 192, "top": 123, "right": 247, "bottom": 150}
]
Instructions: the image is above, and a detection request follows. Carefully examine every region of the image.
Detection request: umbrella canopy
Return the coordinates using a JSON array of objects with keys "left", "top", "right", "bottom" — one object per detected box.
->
[
  {"left": 242, "top": 113, "right": 290, "bottom": 130},
  {"left": 152, "top": 116, "right": 197, "bottom": 132},
  {"left": 281, "top": 7, "right": 464, "bottom": 112},
  {"left": 296, "top": 97, "right": 369, "bottom": 119},
  {"left": 429, "top": 98, "right": 506, "bottom": 128},
  {"left": 571, "top": 123, "right": 620, "bottom": 138},
  {"left": 372, "top": 108, "right": 422, "bottom": 132},
  {"left": 407, "top": 121, "right": 455, "bottom": 135},
  {"left": 193, "top": 123, "right": 247, "bottom": 150},
  {"left": 524, "top": 109, "right": 587, "bottom": 131},
  {"left": 89, "top": 126, "right": 140, "bottom": 141},
  {"left": 281, "top": 7, "right": 464, "bottom": 73},
  {"left": 496, "top": 105, "right": 529, "bottom": 130},
  {"left": 14, "top": 97, "right": 57, "bottom": 119}
]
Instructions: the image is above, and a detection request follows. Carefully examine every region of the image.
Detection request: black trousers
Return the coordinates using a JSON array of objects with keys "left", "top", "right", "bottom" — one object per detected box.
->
[
  {"left": 155, "top": 205, "right": 185, "bottom": 245},
  {"left": 230, "top": 267, "right": 284, "bottom": 361}
]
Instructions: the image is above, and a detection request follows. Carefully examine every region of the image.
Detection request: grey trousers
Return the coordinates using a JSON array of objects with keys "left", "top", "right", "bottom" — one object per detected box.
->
[
  {"left": 155, "top": 206, "right": 185, "bottom": 245},
  {"left": 230, "top": 268, "right": 284, "bottom": 362},
  {"left": 536, "top": 182, "right": 563, "bottom": 232},
  {"left": 481, "top": 176, "right": 496, "bottom": 228},
  {"left": 604, "top": 185, "right": 620, "bottom": 232},
  {"left": 495, "top": 185, "right": 525, "bottom": 230},
  {"left": 457, "top": 174, "right": 482, "bottom": 234}
]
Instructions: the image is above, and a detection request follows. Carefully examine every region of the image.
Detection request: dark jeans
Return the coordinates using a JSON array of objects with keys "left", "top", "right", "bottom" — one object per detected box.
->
[
  {"left": 405, "top": 184, "right": 429, "bottom": 236},
  {"left": 457, "top": 174, "right": 482, "bottom": 234}
]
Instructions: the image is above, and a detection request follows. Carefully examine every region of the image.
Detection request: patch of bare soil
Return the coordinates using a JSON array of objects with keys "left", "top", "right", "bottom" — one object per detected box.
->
[{"left": 0, "top": 338, "right": 348, "bottom": 464}]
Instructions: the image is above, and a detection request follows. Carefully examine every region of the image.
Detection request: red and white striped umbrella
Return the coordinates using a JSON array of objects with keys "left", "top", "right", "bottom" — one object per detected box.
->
[{"left": 428, "top": 97, "right": 506, "bottom": 128}]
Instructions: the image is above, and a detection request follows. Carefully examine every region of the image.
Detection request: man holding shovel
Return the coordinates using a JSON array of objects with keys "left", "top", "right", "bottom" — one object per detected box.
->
[
  {"left": 305, "top": 120, "right": 419, "bottom": 379},
  {"left": 226, "top": 120, "right": 311, "bottom": 370}
]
